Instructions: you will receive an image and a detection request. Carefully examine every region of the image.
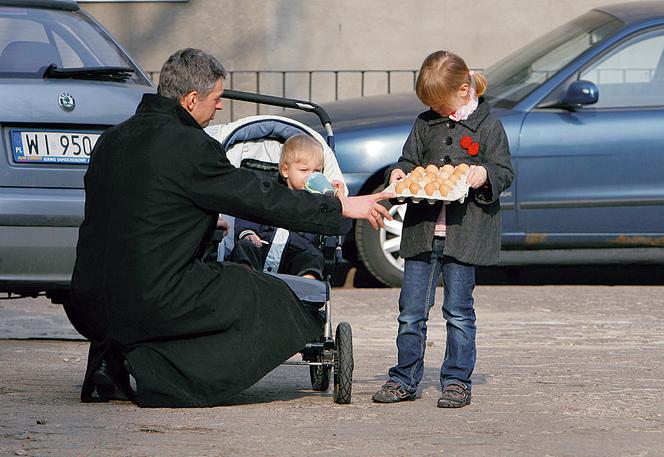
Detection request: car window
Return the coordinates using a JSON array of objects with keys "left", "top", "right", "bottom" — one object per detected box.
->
[
  {"left": 0, "top": 6, "right": 149, "bottom": 85},
  {"left": 483, "top": 10, "right": 623, "bottom": 109},
  {"left": 579, "top": 28, "right": 664, "bottom": 108}
]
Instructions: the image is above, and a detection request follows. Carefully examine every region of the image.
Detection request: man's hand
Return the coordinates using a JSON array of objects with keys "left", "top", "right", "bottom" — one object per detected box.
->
[
  {"left": 389, "top": 168, "right": 407, "bottom": 184},
  {"left": 467, "top": 165, "right": 488, "bottom": 189},
  {"left": 338, "top": 190, "right": 396, "bottom": 230}
]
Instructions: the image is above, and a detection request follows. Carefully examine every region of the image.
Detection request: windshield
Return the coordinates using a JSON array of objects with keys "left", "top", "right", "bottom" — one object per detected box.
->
[
  {"left": 0, "top": 6, "right": 150, "bottom": 85},
  {"left": 483, "top": 10, "right": 623, "bottom": 109}
]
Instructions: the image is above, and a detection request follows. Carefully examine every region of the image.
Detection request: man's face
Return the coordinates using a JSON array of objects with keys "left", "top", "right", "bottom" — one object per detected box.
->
[
  {"left": 190, "top": 79, "right": 224, "bottom": 127},
  {"left": 281, "top": 158, "right": 323, "bottom": 190}
]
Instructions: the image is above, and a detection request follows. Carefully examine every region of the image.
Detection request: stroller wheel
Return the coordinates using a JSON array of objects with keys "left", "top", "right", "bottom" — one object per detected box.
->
[
  {"left": 333, "top": 321, "right": 354, "bottom": 404},
  {"left": 310, "top": 365, "right": 331, "bottom": 392}
]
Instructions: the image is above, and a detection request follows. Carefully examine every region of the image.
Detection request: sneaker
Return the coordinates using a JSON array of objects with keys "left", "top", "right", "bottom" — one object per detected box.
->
[
  {"left": 372, "top": 381, "right": 416, "bottom": 403},
  {"left": 437, "top": 384, "right": 471, "bottom": 408}
]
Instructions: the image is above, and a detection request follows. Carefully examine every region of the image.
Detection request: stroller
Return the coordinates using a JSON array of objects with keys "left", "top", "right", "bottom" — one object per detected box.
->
[{"left": 205, "top": 90, "right": 354, "bottom": 404}]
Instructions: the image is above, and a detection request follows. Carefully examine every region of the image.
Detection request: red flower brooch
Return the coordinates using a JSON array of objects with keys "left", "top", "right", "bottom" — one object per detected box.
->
[{"left": 460, "top": 135, "right": 480, "bottom": 156}]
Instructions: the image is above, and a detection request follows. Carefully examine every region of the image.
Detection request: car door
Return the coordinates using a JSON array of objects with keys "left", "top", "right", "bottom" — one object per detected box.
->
[{"left": 517, "top": 26, "right": 664, "bottom": 248}]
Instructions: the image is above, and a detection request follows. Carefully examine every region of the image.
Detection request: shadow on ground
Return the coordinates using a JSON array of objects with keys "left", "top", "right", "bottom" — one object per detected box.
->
[{"left": 344, "top": 264, "right": 664, "bottom": 288}]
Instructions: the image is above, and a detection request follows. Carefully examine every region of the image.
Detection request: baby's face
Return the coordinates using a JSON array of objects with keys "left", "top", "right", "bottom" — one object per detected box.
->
[{"left": 282, "top": 158, "right": 323, "bottom": 190}]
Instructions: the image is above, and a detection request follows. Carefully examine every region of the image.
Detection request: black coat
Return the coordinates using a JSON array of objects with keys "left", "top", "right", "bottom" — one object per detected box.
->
[
  {"left": 66, "top": 94, "right": 345, "bottom": 407},
  {"left": 385, "top": 98, "right": 514, "bottom": 265}
]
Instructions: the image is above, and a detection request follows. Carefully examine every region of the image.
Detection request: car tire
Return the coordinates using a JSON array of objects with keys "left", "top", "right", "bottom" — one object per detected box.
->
[{"left": 355, "top": 184, "right": 405, "bottom": 288}]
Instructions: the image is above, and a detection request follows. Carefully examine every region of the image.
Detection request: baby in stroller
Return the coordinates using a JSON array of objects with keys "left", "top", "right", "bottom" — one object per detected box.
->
[
  {"left": 205, "top": 114, "right": 347, "bottom": 267},
  {"left": 206, "top": 113, "right": 354, "bottom": 404},
  {"left": 229, "top": 133, "right": 342, "bottom": 279}
]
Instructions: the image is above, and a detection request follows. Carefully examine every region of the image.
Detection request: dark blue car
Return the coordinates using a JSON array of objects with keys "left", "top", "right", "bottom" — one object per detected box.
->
[{"left": 308, "top": 1, "right": 664, "bottom": 286}]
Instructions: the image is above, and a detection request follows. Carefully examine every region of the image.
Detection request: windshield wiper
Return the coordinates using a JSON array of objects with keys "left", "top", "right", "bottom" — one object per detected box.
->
[{"left": 43, "top": 64, "right": 134, "bottom": 82}]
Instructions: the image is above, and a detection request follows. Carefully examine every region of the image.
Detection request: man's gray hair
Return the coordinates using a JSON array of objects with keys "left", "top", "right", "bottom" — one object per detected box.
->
[{"left": 157, "top": 48, "right": 227, "bottom": 100}]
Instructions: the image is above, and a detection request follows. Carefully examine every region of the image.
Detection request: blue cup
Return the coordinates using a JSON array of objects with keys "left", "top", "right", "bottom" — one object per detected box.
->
[{"left": 304, "top": 172, "right": 336, "bottom": 196}]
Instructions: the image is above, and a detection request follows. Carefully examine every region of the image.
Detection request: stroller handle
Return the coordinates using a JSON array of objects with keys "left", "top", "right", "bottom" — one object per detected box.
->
[{"left": 222, "top": 89, "right": 335, "bottom": 149}]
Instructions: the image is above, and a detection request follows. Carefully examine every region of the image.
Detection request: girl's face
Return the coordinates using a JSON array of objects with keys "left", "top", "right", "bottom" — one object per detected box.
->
[
  {"left": 431, "top": 83, "right": 470, "bottom": 116},
  {"left": 281, "top": 157, "right": 323, "bottom": 190}
]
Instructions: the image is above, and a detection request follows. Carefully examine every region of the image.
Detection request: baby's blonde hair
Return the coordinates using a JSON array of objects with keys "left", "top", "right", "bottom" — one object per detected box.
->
[
  {"left": 415, "top": 50, "right": 488, "bottom": 108},
  {"left": 280, "top": 134, "right": 324, "bottom": 170}
]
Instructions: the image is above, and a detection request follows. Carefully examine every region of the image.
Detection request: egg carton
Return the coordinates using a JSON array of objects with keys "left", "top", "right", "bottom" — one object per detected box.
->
[{"left": 386, "top": 175, "right": 470, "bottom": 204}]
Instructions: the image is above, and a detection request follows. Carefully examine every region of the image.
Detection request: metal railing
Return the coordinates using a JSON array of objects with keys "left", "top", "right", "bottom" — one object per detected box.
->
[
  {"left": 145, "top": 67, "right": 657, "bottom": 121},
  {"left": 146, "top": 69, "right": 419, "bottom": 121}
]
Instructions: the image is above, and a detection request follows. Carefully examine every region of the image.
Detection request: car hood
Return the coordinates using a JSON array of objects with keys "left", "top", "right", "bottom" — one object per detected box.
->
[
  {"left": 293, "top": 92, "right": 514, "bottom": 133},
  {"left": 1, "top": 78, "right": 154, "bottom": 125}
]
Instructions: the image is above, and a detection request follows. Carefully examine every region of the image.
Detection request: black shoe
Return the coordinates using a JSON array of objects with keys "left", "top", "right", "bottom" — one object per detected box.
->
[
  {"left": 92, "top": 359, "right": 136, "bottom": 402},
  {"left": 372, "top": 381, "right": 416, "bottom": 403},
  {"left": 437, "top": 384, "right": 471, "bottom": 408}
]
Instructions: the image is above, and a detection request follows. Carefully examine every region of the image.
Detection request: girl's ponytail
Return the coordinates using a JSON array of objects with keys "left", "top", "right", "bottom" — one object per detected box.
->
[{"left": 471, "top": 72, "right": 488, "bottom": 97}]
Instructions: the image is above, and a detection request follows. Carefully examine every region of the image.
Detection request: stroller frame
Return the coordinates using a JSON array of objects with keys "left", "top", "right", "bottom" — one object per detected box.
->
[{"left": 219, "top": 90, "right": 353, "bottom": 404}]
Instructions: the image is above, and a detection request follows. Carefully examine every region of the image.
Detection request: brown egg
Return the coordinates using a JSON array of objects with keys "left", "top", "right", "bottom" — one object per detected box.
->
[
  {"left": 434, "top": 177, "right": 445, "bottom": 186},
  {"left": 425, "top": 164, "right": 439, "bottom": 174},
  {"left": 424, "top": 182, "right": 438, "bottom": 196},
  {"left": 438, "top": 183, "right": 451, "bottom": 196},
  {"left": 441, "top": 164, "right": 455, "bottom": 175},
  {"left": 402, "top": 177, "right": 413, "bottom": 186},
  {"left": 443, "top": 179, "right": 456, "bottom": 189},
  {"left": 409, "top": 170, "right": 423, "bottom": 180},
  {"left": 438, "top": 172, "right": 451, "bottom": 181},
  {"left": 455, "top": 163, "right": 470, "bottom": 173},
  {"left": 413, "top": 166, "right": 426, "bottom": 176},
  {"left": 448, "top": 174, "right": 460, "bottom": 183},
  {"left": 409, "top": 182, "right": 421, "bottom": 194},
  {"left": 425, "top": 172, "right": 437, "bottom": 181},
  {"left": 395, "top": 181, "right": 407, "bottom": 193}
]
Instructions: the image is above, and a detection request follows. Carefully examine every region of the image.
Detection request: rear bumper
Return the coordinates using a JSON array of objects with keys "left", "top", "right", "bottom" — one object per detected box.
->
[{"left": 0, "top": 225, "right": 78, "bottom": 294}]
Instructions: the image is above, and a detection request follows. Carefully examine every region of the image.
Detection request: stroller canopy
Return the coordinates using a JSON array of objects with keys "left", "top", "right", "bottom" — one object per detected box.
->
[{"left": 205, "top": 115, "right": 345, "bottom": 191}]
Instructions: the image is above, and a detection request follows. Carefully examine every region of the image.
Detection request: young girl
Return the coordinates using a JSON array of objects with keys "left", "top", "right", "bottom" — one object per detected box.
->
[{"left": 372, "top": 50, "right": 514, "bottom": 408}]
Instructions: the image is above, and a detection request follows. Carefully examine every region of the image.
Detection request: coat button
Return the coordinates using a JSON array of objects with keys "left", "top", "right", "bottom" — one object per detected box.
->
[
  {"left": 445, "top": 137, "right": 453, "bottom": 145},
  {"left": 447, "top": 121, "right": 456, "bottom": 128},
  {"left": 444, "top": 155, "right": 451, "bottom": 164},
  {"left": 320, "top": 203, "right": 329, "bottom": 212}
]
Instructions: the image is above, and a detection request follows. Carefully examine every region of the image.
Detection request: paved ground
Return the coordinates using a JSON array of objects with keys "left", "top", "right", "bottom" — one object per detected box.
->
[{"left": 1, "top": 286, "right": 664, "bottom": 456}]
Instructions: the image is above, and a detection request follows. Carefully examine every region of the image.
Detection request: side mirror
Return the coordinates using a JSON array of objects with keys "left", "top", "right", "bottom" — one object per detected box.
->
[{"left": 564, "top": 80, "right": 599, "bottom": 107}]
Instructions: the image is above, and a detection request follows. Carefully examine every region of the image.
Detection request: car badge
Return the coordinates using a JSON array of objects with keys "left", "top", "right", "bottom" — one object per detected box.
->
[{"left": 58, "top": 93, "right": 75, "bottom": 112}]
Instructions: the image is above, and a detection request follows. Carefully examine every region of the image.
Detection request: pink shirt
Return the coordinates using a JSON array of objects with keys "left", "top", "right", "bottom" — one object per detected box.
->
[{"left": 434, "top": 87, "right": 479, "bottom": 238}]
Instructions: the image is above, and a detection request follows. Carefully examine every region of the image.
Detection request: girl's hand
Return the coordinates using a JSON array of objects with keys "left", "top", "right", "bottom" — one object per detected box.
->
[
  {"left": 389, "top": 168, "right": 407, "bottom": 184},
  {"left": 467, "top": 165, "right": 488, "bottom": 189}
]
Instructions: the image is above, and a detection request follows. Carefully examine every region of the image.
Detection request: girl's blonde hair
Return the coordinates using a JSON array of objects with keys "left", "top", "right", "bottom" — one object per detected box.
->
[
  {"left": 280, "top": 134, "right": 324, "bottom": 170},
  {"left": 415, "top": 50, "right": 488, "bottom": 108}
]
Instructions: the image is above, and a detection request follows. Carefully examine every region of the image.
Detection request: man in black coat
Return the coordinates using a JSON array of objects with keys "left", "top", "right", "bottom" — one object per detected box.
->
[{"left": 64, "top": 48, "right": 391, "bottom": 407}]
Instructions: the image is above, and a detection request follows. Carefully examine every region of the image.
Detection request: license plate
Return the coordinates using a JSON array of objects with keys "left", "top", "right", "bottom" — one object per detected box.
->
[{"left": 11, "top": 129, "right": 100, "bottom": 164}]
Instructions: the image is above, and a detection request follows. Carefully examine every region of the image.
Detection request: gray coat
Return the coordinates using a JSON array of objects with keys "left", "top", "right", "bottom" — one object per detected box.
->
[{"left": 385, "top": 98, "right": 514, "bottom": 265}]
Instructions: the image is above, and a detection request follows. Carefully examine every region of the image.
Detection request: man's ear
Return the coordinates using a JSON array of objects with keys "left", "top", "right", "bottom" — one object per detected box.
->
[{"left": 180, "top": 90, "right": 198, "bottom": 113}]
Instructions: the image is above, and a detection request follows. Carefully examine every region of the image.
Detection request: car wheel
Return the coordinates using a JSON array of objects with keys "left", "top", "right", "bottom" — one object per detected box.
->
[{"left": 355, "top": 185, "right": 405, "bottom": 287}]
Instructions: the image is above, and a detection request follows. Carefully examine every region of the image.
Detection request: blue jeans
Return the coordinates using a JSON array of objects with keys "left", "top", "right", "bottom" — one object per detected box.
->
[{"left": 388, "top": 237, "right": 476, "bottom": 393}]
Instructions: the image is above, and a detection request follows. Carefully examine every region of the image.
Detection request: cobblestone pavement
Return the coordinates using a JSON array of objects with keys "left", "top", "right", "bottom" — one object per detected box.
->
[{"left": 1, "top": 286, "right": 663, "bottom": 456}]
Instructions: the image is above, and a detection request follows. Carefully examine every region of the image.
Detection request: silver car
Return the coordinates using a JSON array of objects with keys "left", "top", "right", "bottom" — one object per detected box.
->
[{"left": 0, "top": 0, "right": 154, "bottom": 298}]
